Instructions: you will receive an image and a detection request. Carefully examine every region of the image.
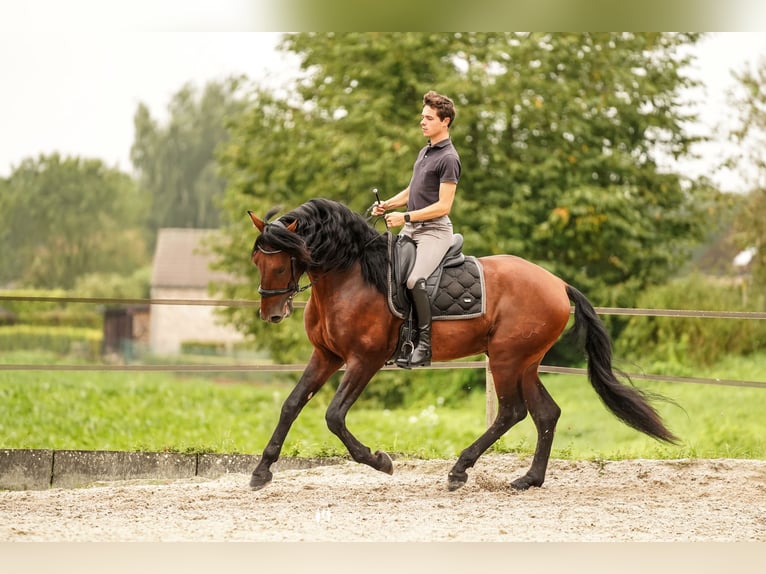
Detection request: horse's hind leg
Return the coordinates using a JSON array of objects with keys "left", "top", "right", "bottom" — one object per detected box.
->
[
  {"left": 510, "top": 367, "right": 561, "bottom": 490},
  {"left": 324, "top": 360, "right": 394, "bottom": 475},
  {"left": 447, "top": 361, "right": 528, "bottom": 491}
]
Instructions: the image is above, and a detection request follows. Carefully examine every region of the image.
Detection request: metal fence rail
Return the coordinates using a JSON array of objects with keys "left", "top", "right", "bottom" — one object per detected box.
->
[
  {"left": 3, "top": 294, "right": 766, "bottom": 319},
  {"left": 2, "top": 294, "right": 765, "bottom": 401},
  {"left": 1, "top": 361, "right": 765, "bottom": 390}
]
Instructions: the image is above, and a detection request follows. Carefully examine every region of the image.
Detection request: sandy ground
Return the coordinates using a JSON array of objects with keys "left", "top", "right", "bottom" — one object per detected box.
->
[{"left": 2, "top": 454, "right": 765, "bottom": 542}]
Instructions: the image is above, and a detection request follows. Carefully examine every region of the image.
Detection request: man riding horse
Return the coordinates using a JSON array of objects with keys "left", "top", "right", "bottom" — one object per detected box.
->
[{"left": 372, "top": 90, "right": 461, "bottom": 369}]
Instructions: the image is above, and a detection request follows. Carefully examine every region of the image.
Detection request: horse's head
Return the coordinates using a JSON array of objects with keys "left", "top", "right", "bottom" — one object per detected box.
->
[{"left": 248, "top": 210, "right": 306, "bottom": 323}]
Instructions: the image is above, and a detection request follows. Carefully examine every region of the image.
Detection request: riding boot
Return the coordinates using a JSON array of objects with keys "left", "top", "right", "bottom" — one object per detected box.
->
[{"left": 406, "top": 278, "right": 432, "bottom": 368}]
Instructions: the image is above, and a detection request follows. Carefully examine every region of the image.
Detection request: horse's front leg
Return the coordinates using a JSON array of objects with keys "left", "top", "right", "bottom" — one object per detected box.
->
[
  {"left": 324, "top": 358, "right": 393, "bottom": 475},
  {"left": 250, "top": 351, "right": 342, "bottom": 491}
]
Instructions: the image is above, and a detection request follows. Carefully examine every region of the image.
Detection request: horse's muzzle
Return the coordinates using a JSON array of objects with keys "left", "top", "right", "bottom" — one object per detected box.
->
[{"left": 260, "top": 298, "right": 293, "bottom": 323}]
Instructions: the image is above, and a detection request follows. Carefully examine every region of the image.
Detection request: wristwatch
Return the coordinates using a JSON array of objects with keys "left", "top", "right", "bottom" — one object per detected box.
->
[{"left": 404, "top": 213, "right": 411, "bottom": 223}]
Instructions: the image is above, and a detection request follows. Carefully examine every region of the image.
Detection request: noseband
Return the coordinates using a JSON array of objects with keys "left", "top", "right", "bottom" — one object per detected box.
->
[{"left": 256, "top": 245, "right": 315, "bottom": 298}]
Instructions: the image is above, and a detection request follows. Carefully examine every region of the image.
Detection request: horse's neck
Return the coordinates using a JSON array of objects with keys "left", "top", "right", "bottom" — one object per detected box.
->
[{"left": 309, "top": 266, "right": 376, "bottom": 304}]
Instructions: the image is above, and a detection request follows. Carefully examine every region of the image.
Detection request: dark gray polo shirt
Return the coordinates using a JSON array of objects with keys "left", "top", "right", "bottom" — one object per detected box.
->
[{"left": 407, "top": 138, "right": 461, "bottom": 211}]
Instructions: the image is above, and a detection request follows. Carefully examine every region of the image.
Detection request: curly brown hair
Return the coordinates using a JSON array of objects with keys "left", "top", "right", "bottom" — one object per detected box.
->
[{"left": 423, "top": 90, "right": 456, "bottom": 128}]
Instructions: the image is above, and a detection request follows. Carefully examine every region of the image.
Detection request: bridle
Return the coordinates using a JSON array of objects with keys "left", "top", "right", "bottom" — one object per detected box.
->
[{"left": 256, "top": 245, "right": 315, "bottom": 299}]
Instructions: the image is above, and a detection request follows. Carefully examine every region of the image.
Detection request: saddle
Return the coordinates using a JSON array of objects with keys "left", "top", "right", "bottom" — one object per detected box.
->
[
  {"left": 386, "top": 232, "right": 485, "bottom": 321},
  {"left": 385, "top": 232, "right": 485, "bottom": 365}
]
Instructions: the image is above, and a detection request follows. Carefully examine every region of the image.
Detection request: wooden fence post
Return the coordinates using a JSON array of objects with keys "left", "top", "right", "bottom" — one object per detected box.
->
[{"left": 485, "top": 355, "right": 497, "bottom": 428}]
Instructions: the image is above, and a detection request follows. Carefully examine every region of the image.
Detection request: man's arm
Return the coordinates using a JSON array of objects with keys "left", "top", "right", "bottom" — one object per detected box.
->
[{"left": 385, "top": 181, "right": 456, "bottom": 227}]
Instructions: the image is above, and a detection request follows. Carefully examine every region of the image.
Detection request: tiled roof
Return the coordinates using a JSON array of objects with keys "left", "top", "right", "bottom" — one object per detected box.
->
[{"left": 150, "top": 228, "right": 232, "bottom": 288}]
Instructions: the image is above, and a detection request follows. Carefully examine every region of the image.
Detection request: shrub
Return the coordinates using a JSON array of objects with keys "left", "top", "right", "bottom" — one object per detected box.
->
[
  {"left": 359, "top": 360, "right": 486, "bottom": 409},
  {"left": 615, "top": 273, "right": 766, "bottom": 367},
  {"left": 0, "top": 325, "right": 102, "bottom": 360},
  {"left": 73, "top": 267, "right": 151, "bottom": 300},
  {"left": 0, "top": 289, "right": 69, "bottom": 318},
  {"left": 0, "top": 289, "right": 101, "bottom": 328},
  {"left": 180, "top": 340, "right": 228, "bottom": 356}
]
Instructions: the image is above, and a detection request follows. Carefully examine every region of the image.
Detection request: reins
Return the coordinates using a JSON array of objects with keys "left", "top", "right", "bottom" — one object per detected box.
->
[{"left": 363, "top": 204, "right": 388, "bottom": 249}]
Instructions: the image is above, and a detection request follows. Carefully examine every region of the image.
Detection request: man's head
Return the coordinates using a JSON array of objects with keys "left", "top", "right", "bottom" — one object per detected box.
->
[{"left": 422, "top": 90, "right": 456, "bottom": 128}]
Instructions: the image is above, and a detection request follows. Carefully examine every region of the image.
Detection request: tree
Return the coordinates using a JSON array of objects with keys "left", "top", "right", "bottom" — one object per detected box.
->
[
  {"left": 728, "top": 56, "right": 766, "bottom": 301},
  {"left": 0, "top": 154, "right": 148, "bottom": 289},
  {"left": 130, "top": 76, "right": 248, "bottom": 236},
  {"left": 213, "top": 32, "right": 718, "bottom": 363}
]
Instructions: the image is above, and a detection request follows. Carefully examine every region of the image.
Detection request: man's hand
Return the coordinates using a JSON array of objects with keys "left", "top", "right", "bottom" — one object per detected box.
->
[
  {"left": 385, "top": 211, "right": 406, "bottom": 228},
  {"left": 371, "top": 202, "right": 387, "bottom": 216}
]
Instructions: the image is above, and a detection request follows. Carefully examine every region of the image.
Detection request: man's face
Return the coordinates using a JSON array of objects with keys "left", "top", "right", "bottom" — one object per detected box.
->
[{"left": 420, "top": 105, "right": 449, "bottom": 140}]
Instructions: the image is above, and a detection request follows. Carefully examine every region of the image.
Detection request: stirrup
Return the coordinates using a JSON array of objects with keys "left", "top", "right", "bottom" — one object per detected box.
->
[{"left": 394, "top": 340, "right": 414, "bottom": 369}]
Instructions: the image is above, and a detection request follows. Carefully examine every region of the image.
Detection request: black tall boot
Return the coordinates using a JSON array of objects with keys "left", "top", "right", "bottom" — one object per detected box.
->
[{"left": 402, "top": 278, "right": 432, "bottom": 368}]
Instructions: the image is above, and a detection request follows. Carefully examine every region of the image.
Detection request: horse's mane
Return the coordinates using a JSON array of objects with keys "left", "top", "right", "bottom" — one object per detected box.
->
[{"left": 254, "top": 198, "right": 389, "bottom": 293}]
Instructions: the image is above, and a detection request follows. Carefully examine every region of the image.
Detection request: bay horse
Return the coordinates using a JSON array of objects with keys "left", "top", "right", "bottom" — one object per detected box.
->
[{"left": 247, "top": 198, "right": 676, "bottom": 491}]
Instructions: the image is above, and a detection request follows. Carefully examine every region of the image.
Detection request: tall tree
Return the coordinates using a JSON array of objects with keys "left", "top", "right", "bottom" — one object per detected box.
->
[
  {"left": 131, "top": 76, "right": 247, "bottom": 235},
  {"left": 214, "top": 33, "right": 717, "bottom": 361},
  {"left": 728, "top": 56, "right": 766, "bottom": 299},
  {"left": 0, "top": 154, "right": 148, "bottom": 289}
]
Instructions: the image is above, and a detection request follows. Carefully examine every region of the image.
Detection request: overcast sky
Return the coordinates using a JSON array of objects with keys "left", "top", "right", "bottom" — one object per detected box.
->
[
  {"left": 1, "top": 30, "right": 765, "bottom": 191},
  {"left": 0, "top": 32, "right": 292, "bottom": 177}
]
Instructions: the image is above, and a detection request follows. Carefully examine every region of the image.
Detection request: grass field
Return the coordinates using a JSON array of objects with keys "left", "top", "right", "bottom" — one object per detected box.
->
[{"left": 1, "top": 350, "right": 765, "bottom": 461}]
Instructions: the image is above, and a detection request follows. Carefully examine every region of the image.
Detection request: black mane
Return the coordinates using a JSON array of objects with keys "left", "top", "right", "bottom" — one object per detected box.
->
[{"left": 254, "top": 198, "right": 389, "bottom": 293}]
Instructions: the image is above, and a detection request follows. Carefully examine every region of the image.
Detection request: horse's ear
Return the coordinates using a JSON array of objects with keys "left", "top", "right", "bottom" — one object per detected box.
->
[
  {"left": 287, "top": 220, "right": 297, "bottom": 232},
  {"left": 248, "top": 211, "right": 265, "bottom": 232}
]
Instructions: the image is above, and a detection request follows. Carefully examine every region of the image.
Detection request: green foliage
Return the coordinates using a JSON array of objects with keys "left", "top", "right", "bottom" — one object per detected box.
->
[
  {"left": 528, "top": 372, "right": 766, "bottom": 460},
  {"left": 615, "top": 273, "right": 766, "bottom": 367},
  {"left": 72, "top": 266, "right": 152, "bottom": 300},
  {"left": 0, "top": 154, "right": 149, "bottom": 289},
  {"left": 179, "top": 340, "right": 229, "bottom": 356},
  {"left": 685, "top": 191, "right": 748, "bottom": 276},
  {"left": 360, "top": 362, "right": 487, "bottom": 409},
  {"left": 0, "top": 326, "right": 102, "bottom": 360},
  {"left": 730, "top": 187, "right": 766, "bottom": 296},
  {"left": 0, "top": 289, "right": 100, "bottom": 328},
  {"left": 727, "top": 57, "right": 766, "bottom": 301},
  {"left": 131, "top": 77, "right": 248, "bottom": 236},
  {"left": 214, "top": 32, "right": 716, "bottom": 362},
  {"left": 0, "top": 289, "right": 68, "bottom": 318},
  {"left": 17, "top": 308, "right": 100, "bottom": 329}
]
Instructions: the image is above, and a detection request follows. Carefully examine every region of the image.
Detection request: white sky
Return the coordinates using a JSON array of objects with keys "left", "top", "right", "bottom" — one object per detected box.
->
[
  {"left": 0, "top": 32, "right": 293, "bottom": 176},
  {"left": 675, "top": 32, "right": 766, "bottom": 191},
  {"left": 1, "top": 28, "right": 765, "bottom": 191}
]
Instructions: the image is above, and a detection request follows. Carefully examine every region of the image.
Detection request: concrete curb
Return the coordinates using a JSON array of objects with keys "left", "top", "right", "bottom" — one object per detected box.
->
[{"left": 0, "top": 449, "right": 344, "bottom": 490}]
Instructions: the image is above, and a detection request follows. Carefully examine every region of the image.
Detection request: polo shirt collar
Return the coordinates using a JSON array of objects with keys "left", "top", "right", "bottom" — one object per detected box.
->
[{"left": 428, "top": 137, "right": 452, "bottom": 149}]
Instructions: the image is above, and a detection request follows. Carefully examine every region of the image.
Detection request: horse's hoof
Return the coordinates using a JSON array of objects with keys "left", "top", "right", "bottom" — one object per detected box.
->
[
  {"left": 249, "top": 469, "right": 273, "bottom": 491},
  {"left": 510, "top": 475, "right": 541, "bottom": 491},
  {"left": 375, "top": 450, "right": 394, "bottom": 475},
  {"left": 447, "top": 470, "right": 467, "bottom": 491}
]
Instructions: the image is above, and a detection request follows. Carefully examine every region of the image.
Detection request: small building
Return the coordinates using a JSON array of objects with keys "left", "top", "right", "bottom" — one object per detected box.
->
[
  {"left": 149, "top": 228, "right": 244, "bottom": 356},
  {"left": 102, "top": 304, "right": 150, "bottom": 357}
]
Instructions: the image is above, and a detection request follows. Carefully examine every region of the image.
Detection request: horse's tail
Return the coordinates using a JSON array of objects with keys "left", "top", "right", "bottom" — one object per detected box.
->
[{"left": 565, "top": 285, "right": 678, "bottom": 444}]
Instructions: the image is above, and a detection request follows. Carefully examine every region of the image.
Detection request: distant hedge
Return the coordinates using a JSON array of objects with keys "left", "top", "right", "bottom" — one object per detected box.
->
[
  {"left": 180, "top": 340, "right": 229, "bottom": 356},
  {"left": 615, "top": 274, "right": 766, "bottom": 366},
  {"left": 0, "top": 289, "right": 101, "bottom": 328},
  {"left": 0, "top": 325, "right": 102, "bottom": 360}
]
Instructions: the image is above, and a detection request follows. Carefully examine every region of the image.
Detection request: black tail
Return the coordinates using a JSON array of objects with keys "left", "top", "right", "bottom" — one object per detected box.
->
[{"left": 566, "top": 285, "right": 678, "bottom": 444}]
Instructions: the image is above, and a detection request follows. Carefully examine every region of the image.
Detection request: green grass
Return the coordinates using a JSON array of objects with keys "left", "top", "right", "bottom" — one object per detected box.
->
[{"left": 1, "top": 351, "right": 765, "bottom": 461}]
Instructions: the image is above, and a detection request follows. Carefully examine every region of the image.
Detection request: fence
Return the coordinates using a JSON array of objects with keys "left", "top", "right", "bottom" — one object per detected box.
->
[{"left": 2, "top": 294, "right": 766, "bottom": 426}]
